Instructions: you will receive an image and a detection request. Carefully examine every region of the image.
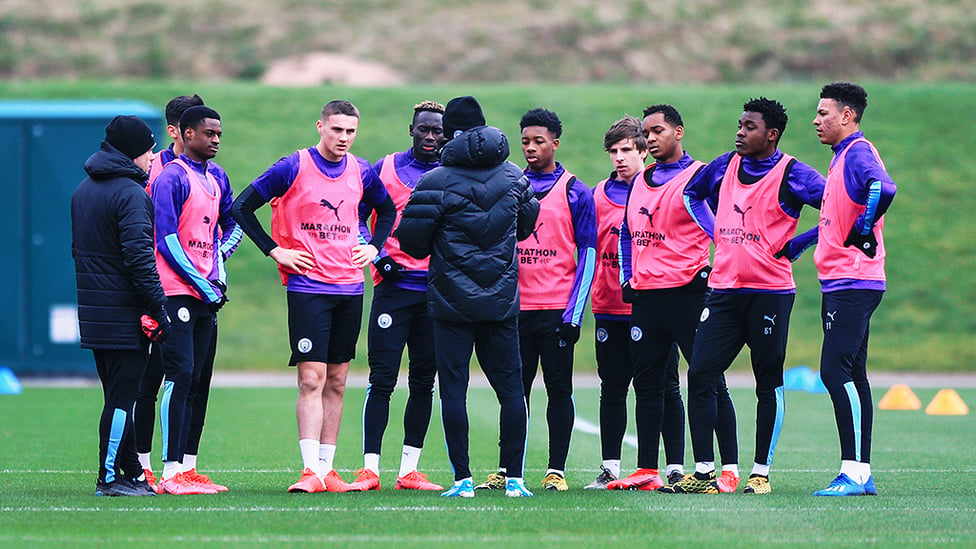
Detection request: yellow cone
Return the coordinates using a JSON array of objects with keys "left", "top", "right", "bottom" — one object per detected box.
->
[
  {"left": 925, "top": 389, "right": 969, "bottom": 415},
  {"left": 878, "top": 384, "right": 921, "bottom": 410}
]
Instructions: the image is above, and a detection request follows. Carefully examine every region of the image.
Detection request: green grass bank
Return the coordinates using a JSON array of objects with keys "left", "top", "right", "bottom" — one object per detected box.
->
[{"left": 2, "top": 80, "right": 972, "bottom": 372}]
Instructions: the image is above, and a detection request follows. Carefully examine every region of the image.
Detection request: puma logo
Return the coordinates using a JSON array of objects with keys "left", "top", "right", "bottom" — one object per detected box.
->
[
  {"left": 531, "top": 222, "right": 544, "bottom": 244},
  {"left": 763, "top": 314, "right": 776, "bottom": 325},
  {"left": 826, "top": 311, "right": 837, "bottom": 321},
  {"left": 733, "top": 204, "right": 752, "bottom": 226},
  {"left": 610, "top": 226, "right": 620, "bottom": 237},
  {"left": 319, "top": 198, "right": 345, "bottom": 220},
  {"left": 638, "top": 206, "right": 661, "bottom": 228}
]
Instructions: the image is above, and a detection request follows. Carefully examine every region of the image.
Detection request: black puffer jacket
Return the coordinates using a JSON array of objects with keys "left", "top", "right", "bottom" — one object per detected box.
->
[
  {"left": 397, "top": 126, "right": 539, "bottom": 322},
  {"left": 71, "top": 142, "right": 167, "bottom": 349}
]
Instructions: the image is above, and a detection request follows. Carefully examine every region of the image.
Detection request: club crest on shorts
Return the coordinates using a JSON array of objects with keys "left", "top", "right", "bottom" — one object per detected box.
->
[
  {"left": 177, "top": 307, "right": 191, "bottom": 323},
  {"left": 596, "top": 328, "right": 608, "bottom": 343},
  {"left": 297, "top": 338, "right": 313, "bottom": 353},
  {"left": 377, "top": 313, "right": 393, "bottom": 329},
  {"left": 630, "top": 326, "right": 643, "bottom": 341},
  {"left": 700, "top": 307, "right": 710, "bottom": 323}
]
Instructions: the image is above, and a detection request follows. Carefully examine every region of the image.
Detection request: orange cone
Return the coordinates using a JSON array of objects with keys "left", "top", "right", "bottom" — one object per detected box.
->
[
  {"left": 878, "top": 384, "right": 921, "bottom": 410},
  {"left": 925, "top": 389, "right": 969, "bottom": 415}
]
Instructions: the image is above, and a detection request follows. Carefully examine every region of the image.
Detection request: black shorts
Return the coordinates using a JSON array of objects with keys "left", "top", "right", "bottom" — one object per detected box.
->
[{"left": 286, "top": 291, "right": 363, "bottom": 365}]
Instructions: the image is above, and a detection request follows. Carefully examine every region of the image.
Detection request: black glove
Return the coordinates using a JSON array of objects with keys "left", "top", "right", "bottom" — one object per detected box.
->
[
  {"left": 773, "top": 239, "right": 801, "bottom": 262},
  {"left": 843, "top": 226, "right": 878, "bottom": 258},
  {"left": 208, "top": 281, "right": 229, "bottom": 314},
  {"left": 557, "top": 322, "right": 580, "bottom": 347},
  {"left": 375, "top": 256, "right": 404, "bottom": 283},
  {"left": 621, "top": 281, "right": 637, "bottom": 304},
  {"left": 142, "top": 307, "right": 171, "bottom": 343}
]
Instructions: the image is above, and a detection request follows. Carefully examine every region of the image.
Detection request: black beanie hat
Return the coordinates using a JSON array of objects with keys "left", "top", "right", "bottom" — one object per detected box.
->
[
  {"left": 104, "top": 115, "right": 156, "bottom": 159},
  {"left": 442, "top": 96, "right": 486, "bottom": 140}
]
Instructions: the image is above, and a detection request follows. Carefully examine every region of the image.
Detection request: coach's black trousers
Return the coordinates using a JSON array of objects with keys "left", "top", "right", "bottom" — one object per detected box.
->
[
  {"left": 433, "top": 317, "right": 527, "bottom": 481},
  {"left": 93, "top": 343, "right": 149, "bottom": 483}
]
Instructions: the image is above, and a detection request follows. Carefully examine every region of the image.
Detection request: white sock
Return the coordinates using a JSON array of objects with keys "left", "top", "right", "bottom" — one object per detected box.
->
[
  {"left": 695, "top": 462, "right": 715, "bottom": 475},
  {"left": 318, "top": 443, "right": 337, "bottom": 474},
  {"left": 398, "top": 445, "right": 421, "bottom": 477},
  {"left": 839, "top": 460, "right": 858, "bottom": 480},
  {"left": 751, "top": 463, "right": 770, "bottom": 477},
  {"left": 722, "top": 464, "right": 739, "bottom": 477},
  {"left": 602, "top": 459, "right": 621, "bottom": 478},
  {"left": 364, "top": 453, "right": 380, "bottom": 475},
  {"left": 859, "top": 462, "right": 872, "bottom": 483},
  {"left": 841, "top": 460, "right": 872, "bottom": 483},
  {"left": 665, "top": 464, "right": 684, "bottom": 477},
  {"left": 498, "top": 467, "right": 507, "bottom": 475},
  {"left": 162, "top": 461, "right": 181, "bottom": 480},
  {"left": 137, "top": 452, "right": 152, "bottom": 470},
  {"left": 299, "top": 439, "right": 321, "bottom": 475},
  {"left": 546, "top": 468, "right": 565, "bottom": 478},
  {"left": 182, "top": 454, "right": 197, "bottom": 472}
]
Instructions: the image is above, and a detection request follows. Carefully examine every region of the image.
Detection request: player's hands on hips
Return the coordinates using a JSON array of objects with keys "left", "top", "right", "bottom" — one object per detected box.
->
[
  {"left": 843, "top": 226, "right": 878, "bottom": 258},
  {"left": 774, "top": 239, "right": 803, "bottom": 262},
  {"left": 374, "top": 255, "right": 404, "bottom": 282},
  {"left": 270, "top": 246, "right": 315, "bottom": 274},
  {"left": 352, "top": 244, "right": 379, "bottom": 268}
]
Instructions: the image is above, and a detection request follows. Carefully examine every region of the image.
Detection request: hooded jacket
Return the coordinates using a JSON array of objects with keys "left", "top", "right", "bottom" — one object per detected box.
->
[
  {"left": 71, "top": 142, "right": 167, "bottom": 349},
  {"left": 396, "top": 126, "right": 539, "bottom": 322}
]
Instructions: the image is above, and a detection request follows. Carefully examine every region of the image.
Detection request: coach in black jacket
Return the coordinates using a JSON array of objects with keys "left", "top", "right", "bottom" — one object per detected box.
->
[
  {"left": 71, "top": 115, "right": 170, "bottom": 497},
  {"left": 397, "top": 96, "right": 540, "bottom": 497}
]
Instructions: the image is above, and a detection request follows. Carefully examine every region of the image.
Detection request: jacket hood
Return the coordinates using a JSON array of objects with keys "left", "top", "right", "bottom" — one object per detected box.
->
[
  {"left": 440, "top": 125, "right": 510, "bottom": 169},
  {"left": 83, "top": 142, "right": 149, "bottom": 184}
]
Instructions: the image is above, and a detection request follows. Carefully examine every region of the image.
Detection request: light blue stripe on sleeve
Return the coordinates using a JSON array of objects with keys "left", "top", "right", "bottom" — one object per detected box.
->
[
  {"left": 571, "top": 247, "right": 596, "bottom": 326},
  {"left": 163, "top": 233, "right": 218, "bottom": 302},
  {"left": 219, "top": 225, "right": 243, "bottom": 257},
  {"left": 861, "top": 180, "right": 881, "bottom": 234}
]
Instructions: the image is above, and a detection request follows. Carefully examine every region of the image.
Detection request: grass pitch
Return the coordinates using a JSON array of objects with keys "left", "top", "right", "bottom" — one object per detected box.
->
[{"left": 1, "top": 384, "right": 974, "bottom": 548}]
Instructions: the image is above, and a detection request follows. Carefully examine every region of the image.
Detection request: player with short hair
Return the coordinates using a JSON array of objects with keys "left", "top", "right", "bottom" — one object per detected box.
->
[
  {"left": 809, "top": 82, "right": 896, "bottom": 496},
  {"left": 231, "top": 100, "right": 396, "bottom": 493},
  {"left": 475, "top": 108, "right": 596, "bottom": 492},
  {"left": 583, "top": 115, "right": 668, "bottom": 489},
  {"left": 351, "top": 100, "right": 446, "bottom": 492},
  {"left": 610, "top": 105, "right": 740, "bottom": 492},
  {"left": 151, "top": 106, "right": 237, "bottom": 495},
  {"left": 662, "top": 97, "right": 825, "bottom": 495},
  {"left": 135, "top": 94, "right": 240, "bottom": 493}
]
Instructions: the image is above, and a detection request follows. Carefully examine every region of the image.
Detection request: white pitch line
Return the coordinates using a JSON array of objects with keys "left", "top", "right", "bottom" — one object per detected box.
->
[
  {"left": 3, "top": 505, "right": 975, "bottom": 514},
  {"left": 573, "top": 416, "right": 638, "bottom": 447}
]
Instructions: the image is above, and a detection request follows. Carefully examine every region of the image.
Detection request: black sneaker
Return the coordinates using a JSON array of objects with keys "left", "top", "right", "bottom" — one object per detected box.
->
[
  {"left": 128, "top": 477, "right": 158, "bottom": 496},
  {"left": 667, "top": 470, "right": 685, "bottom": 486},
  {"left": 95, "top": 478, "right": 156, "bottom": 497}
]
